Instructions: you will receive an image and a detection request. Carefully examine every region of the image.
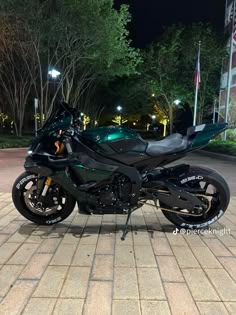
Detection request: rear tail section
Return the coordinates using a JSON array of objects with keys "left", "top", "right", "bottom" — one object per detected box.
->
[{"left": 187, "top": 123, "right": 228, "bottom": 150}]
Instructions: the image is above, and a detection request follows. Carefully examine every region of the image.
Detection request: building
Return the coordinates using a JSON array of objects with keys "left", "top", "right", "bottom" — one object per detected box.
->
[{"left": 220, "top": 0, "right": 236, "bottom": 124}]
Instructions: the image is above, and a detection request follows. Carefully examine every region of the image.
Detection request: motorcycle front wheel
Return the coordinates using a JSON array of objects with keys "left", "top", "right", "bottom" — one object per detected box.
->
[
  {"left": 159, "top": 166, "right": 230, "bottom": 229},
  {"left": 12, "top": 171, "right": 76, "bottom": 225}
]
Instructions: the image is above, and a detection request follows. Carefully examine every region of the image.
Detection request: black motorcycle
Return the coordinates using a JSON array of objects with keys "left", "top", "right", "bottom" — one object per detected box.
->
[{"left": 12, "top": 102, "right": 230, "bottom": 240}]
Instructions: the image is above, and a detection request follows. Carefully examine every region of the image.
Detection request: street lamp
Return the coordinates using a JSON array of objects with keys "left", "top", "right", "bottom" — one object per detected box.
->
[
  {"left": 174, "top": 99, "right": 181, "bottom": 105},
  {"left": 151, "top": 115, "right": 156, "bottom": 130},
  {"left": 48, "top": 68, "right": 61, "bottom": 106},
  {"left": 116, "top": 105, "right": 123, "bottom": 125},
  {"left": 48, "top": 68, "right": 61, "bottom": 79},
  {"left": 116, "top": 105, "right": 123, "bottom": 112}
]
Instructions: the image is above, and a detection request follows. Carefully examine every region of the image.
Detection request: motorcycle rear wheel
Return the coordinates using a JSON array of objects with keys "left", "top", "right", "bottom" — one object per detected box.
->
[
  {"left": 159, "top": 166, "right": 230, "bottom": 229},
  {"left": 12, "top": 172, "right": 76, "bottom": 225}
]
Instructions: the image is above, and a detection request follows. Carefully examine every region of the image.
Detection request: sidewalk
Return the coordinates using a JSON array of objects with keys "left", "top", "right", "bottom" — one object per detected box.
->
[
  {"left": 0, "top": 193, "right": 236, "bottom": 314},
  {"left": 197, "top": 149, "right": 236, "bottom": 162}
]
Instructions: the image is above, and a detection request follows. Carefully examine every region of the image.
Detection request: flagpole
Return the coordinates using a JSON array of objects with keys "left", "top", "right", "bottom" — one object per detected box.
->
[
  {"left": 225, "top": 0, "right": 228, "bottom": 26},
  {"left": 224, "top": 0, "right": 236, "bottom": 140},
  {"left": 193, "top": 41, "right": 201, "bottom": 126}
]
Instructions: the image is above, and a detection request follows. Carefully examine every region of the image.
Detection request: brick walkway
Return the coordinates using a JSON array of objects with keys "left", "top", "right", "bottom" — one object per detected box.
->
[{"left": 1, "top": 192, "right": 236, "bottom": 314}]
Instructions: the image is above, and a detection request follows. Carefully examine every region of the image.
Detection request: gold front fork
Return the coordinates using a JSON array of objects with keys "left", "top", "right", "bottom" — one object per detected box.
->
[
  {"left": 42, "top": 177, "right": 53, "bottom": 196},
  {"left": 41, "top": 140, "right": 63, "bottom": 197}
]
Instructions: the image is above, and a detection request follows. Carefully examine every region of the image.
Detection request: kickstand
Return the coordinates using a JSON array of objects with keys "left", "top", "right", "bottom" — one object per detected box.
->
[{"left": 121, "top": 210, "right": 132, "bottom": 241}]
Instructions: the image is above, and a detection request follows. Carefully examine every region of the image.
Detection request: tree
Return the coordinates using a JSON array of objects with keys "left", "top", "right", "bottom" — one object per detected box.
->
[
  {"left": 95, "top": 23, "right": 225, "bottom": 132},
  {"left": 0, "top": 17, "right": 35, "bottom": 136},
  {"left": 112, "top": 115, "right": 128, "bottom": 125},
  {"left": 141, "top": 25, "right": 188, "bottom": 134},
  {"left": 180, "top": 23, "right": 226, "bottom": 123},
  {"left": 140, "top": 23, "right": 225, "bottom": 132},
  {"left": 0, "top": 0, "right": 141, "bottom": 128},
  {"left": 100, "top": 75, "right": 151, "bottom": 123}
]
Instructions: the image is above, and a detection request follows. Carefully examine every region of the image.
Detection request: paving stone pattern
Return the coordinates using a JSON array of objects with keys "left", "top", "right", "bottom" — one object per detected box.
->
[{"left": 0, "top": 193, "right": 236, "bottom": 314}]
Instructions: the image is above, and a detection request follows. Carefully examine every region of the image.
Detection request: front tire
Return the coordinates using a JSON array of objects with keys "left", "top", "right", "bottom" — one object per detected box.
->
[
  {"left": 160, "top": 166, "right": 230, "bottom": 229},
  {"left": 12, "top": 172, "right": 76, "bottom": 225}
]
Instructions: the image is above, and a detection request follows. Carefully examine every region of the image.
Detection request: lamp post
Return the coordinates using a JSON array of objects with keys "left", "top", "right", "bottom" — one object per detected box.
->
[
  {"left": 116, "top": 105, "right": 123, "bottom": 125},
  {"left": 151, "top": 115, "right": 156, "bottom": 126},
  {"left": 34, "top": 98, "right": 39, "bottom": 137},
  {"left": 48, "top": 68, "right": 61, "bottom": 98}
]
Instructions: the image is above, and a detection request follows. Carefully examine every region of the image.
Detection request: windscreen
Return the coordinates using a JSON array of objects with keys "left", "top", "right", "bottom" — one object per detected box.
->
[{"left": 41, "top": 102, "right": 73, "bottom": 131}]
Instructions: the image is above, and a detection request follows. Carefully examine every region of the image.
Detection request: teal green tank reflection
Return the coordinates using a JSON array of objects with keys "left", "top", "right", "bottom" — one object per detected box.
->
[{"left": 81, "top": 126, "right": 140, "bottom": 144}]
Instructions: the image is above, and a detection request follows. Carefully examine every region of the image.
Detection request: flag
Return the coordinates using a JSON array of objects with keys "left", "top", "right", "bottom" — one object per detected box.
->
[
  {"left": 194, "top": 46, "right": 200, "bottom": 90},
  {"left": 229, "top": 0, "right": 236, "bottom": 45}
]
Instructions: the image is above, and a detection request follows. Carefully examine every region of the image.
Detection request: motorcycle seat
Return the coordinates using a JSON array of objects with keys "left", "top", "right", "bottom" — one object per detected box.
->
[{"left": 146, "top": 133, "right": 188, "bottom": 157}]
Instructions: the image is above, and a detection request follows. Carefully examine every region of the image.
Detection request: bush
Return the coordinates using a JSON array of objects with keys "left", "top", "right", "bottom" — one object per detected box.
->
[
  {"left": 206, "top": 138, "right": 236, "bottom": 156},
  {"left": 227, "top": 128, "right": 236, "bottom": 142},
  {"left": 0, "top": 135, "right": 33, "bottom": 149}
]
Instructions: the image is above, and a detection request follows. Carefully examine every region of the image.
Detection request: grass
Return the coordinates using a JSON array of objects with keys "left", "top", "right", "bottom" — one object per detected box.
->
[
  {"left": 205, "top": 139, "right": 236, "bottom": 156},
  {"left": 0, "top": 135, "right": 33, "bottom": 149}
]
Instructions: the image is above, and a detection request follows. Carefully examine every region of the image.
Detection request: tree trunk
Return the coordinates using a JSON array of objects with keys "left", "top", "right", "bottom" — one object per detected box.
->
[
  {"left": 19, "top": 118, "right": 23, "bottom": 137},
  {"left": 14, "top": 122, "right": 19, "bottom": 137},
  {"left": 169, "top": 105, "right": 173, "bottom": 134}
]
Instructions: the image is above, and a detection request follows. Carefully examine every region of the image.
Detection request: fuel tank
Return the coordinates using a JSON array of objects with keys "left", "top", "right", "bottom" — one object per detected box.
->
[
  {"left": 81, "top": 125, "right": 138, "bottom": 143},
  {"left": 80, "top": 126, "right": 150, "bottom": 165}
]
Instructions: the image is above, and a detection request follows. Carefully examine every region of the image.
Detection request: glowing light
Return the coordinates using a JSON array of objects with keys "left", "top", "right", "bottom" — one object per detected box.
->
[
  {"left": 48, "top": 68, "right": 61, "bottom": 79},
  {"left": 116, "top": 105, "right": 122, "bottom": 112},
  {"left": 174, "top": 99, "right": 181, "bottom": 105}
]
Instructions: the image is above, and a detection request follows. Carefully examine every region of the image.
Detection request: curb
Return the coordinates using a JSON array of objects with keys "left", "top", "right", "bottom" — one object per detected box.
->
[
  {"left": 0, "top": 147, "right": 28, "bottom": 151},
  {"left": 194, "top": 150, "right": 236, "bottom": 162}
]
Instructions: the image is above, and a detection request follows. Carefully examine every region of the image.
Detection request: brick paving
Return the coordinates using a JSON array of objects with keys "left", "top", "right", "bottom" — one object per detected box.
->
[
  {"left": 1, "top": 149, "right": 236, "bottom": 314},
  {"left": 0, "top": 193, "right": 236, "bottom": 314}
]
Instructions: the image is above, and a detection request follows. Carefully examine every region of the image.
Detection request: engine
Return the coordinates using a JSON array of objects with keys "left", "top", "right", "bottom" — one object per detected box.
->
[{"left": 98, "top": 175, "right": 132, "bottom": 208}]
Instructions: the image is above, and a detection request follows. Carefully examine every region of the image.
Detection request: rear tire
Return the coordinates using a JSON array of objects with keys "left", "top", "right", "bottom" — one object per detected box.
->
[
  {"left": 160, "top": 166, "right": 230, "bottom": 229},
  {"left": 12, "top": 172, "right": 76, "bottom": 225}
]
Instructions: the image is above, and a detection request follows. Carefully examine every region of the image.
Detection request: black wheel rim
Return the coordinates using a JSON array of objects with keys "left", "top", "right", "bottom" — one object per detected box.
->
[{"left": 21, "top": 175, "right": 69, "bottom": 217}]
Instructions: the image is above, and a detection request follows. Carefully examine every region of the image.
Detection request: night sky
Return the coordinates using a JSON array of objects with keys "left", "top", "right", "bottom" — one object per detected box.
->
[{"left": 115, "top": 0, "right": 226, "bottom": 47}]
